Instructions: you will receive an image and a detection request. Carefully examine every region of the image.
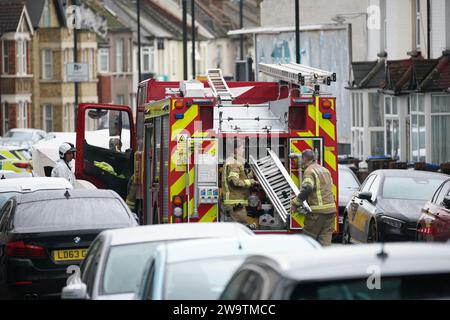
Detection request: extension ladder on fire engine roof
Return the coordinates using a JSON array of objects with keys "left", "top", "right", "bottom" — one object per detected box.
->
[
  {"left": 207, "top": 69, "right": 234, "bottom": 103},
  {"left": 250, "top": 150, "right": 303, "bottom": 223},
  {"left": 259, "top": 62, "right": 336, "bottom": 87}
]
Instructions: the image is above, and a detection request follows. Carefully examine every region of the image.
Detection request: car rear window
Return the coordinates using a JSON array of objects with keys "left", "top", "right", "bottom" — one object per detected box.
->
[
  {"left": 339, "top": 169, "right": 360, "bottom": 190},
  {"left": 102, "top": 242, "right": 161, "bottom": 295},
  {"left": 382, "top": 177, "right": 445, "bottom": 201},
  {"left": 13, "top": 198, "right": 133, "bottom": 232},
  {"left": 290, "top": 273, "right": 450, "bottom": 300},
  {"left": 165, "top": 256, "right": 246, "bottom": 300}
]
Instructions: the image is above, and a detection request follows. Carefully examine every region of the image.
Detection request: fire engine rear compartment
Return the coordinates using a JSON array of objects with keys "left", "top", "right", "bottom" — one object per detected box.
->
[{"left": 143, "top": 112, "right": 300, "bottom": 231}]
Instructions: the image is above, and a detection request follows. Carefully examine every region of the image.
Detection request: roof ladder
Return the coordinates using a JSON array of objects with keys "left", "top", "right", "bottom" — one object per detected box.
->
[
  {"left": 207, "top": 69, "right": 234, "bottom": 103},
  {"left": 259, "top": 63, "right": 336, "bottom": 95},
  {"left": 250, "top": 150, "right": 311, "bottom": 224}
]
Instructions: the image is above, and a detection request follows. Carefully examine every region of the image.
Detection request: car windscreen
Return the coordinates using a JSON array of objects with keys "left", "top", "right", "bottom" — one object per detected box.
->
[
  {"left": 0, "top": 193, "right": 16, "bottom": 211},
  {"left": 165, "top": 256, "right": 246, "bottom": 300},
  {"left": 290, "top": 273, "right": 450, "bottom": 300},
  {"left": 102, "top": 242, "right": 161, "bottom": 295},
  {"left": 339, "top": 169, "right": 360, "bottom": 190},
  {"left": 13, "top": 198, "right": 132, "bottom": 232},
  {"left": 382, "top": 176, "right": 445, "bottom": 201}
]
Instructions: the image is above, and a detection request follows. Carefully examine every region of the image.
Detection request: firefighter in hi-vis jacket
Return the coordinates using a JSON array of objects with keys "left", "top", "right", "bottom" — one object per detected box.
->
[
  {"left": 292, "top": 149, "right": 336, "bottom": 246},
  {"left": 222, "top": 139, "right": 260, "bottom": 230}
]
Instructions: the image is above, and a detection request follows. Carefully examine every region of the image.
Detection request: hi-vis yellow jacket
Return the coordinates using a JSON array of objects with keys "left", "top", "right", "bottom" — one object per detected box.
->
[
  {"left": 293, "top": 161, "right": 336, "bottom": 214},
  {"left": 222, "top": 155, "right": 256, "bottom": 206}
]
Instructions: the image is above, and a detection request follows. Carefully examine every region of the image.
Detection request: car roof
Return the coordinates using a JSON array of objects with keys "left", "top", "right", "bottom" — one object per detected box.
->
[
  {"left": 338, "top": 164, "right": 354, "bottom": 172},
  {"left": 104, "top": 223, "right": 254, "bottom": 246},
  {"left": 14, "top": 188, "right": 120, "bottom": 204},
  {"left": 0, "top": 177, "right": 73, "bottom": 193},
  {"left": 371, "top": 169, "right": 449, "bottom": 179},
  {"left": 246, "top": 243, "right": 450, "bottom": 282},
  {"left": 162, "top": 235, "right": 321, "bottom": 264},
  {"left": 9, "top": 128, "right": 45, "bottom": 133}
]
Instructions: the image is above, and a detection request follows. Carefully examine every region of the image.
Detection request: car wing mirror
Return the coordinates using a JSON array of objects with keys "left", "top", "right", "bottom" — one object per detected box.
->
[
  {"left": 443, "top": 196, "right": 450, "bottom": 210},
  {"left": 61, "top": 282, "right": 88, "bottom": 300},
  {"left": 358, "top": 191, "right": 373, "bottom": 202}
]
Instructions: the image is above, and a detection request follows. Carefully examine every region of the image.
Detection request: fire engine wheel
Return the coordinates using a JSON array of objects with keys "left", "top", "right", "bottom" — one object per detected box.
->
[
  {"left": 342, "top": 214, "right": 352, "bottom": 244},
  {"left": 367, "top": 220, "right": 378, "bottom": 243}
]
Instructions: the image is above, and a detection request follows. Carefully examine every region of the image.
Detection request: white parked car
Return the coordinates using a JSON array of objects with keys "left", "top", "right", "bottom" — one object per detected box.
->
[
  {"left": 61, "top": 223, "right": 254, "bottom": 300},
  {"left": 135, "top": 235, "right": 321, "bottom": 300}
]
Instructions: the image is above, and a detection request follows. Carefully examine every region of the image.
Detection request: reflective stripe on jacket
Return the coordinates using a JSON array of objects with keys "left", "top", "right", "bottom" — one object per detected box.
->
[
  {"left": 293, "top": 162, "right": 335, "bottom": 214},
  {"left": 222, "top": 155, "right": 253, "bottom": 206}
]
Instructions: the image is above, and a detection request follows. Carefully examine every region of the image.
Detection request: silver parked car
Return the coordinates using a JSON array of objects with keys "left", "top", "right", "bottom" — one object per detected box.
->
[
  {"left": 220, "top": 243, "right": 450, "bottom": 300},
  {"left": 61, "top": 223, "right": 254, "bottom": 300},
  {"left": 136, "top": 235, "right": 321, "bottom": 300},
  {"left": 0, "top": 129, "right": 48, "bottom": 149}
]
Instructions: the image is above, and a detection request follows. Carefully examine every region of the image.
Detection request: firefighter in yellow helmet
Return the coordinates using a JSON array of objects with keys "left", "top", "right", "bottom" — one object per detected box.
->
[
  {"left": 292, "top": 149, "right": 336, "bottom": 246},
  {"left": 222, "top": 139, "right": 259, "bottom": 230}
]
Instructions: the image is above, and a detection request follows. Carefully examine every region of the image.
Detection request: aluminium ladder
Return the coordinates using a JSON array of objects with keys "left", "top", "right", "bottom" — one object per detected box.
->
[
  {"left": 206, "top": 69, "right": 234, "bottom": 103},
  {"left": 250, "top": 149, "right": 311, "bottom": 223},
  {"left": 259, "top": 63, "right": 336, "bottom": 93}
]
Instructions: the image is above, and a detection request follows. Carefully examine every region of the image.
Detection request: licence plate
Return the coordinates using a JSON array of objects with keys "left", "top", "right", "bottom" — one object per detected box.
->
[{"left": 52, "top": 249, "right": 87, "bottom": 262}]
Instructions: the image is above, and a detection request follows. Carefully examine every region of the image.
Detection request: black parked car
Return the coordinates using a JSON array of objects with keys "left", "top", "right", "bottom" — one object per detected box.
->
[
  {"left": 0, "top": 189, "right": 138, "bottom": 300},
  {"left": 333, "top": 165, "right": 360, "bottom": 242},
  {"left": 342, "top": 170, "right": 448, "bottom": 244}
]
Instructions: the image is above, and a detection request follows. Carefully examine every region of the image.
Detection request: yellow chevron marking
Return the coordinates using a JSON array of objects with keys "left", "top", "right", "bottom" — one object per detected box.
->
[
  {"left": 170, "top": 168, "right": 194, "bottom": 199},
  {"left": 308, "top": 103, "right": 336, "bottom": 140},
  {"left": 324, "top": 149, "right": 337, "bottom": 172},
  {"left": 200, "top": 205, "right": 218, "bottom": 222},
  {"left": 192, "top": 131, "right": 209, "bottom": 138},
  {"left": 291, "top": 212, "right": 305, "bottom": 229},
  {"left": 171, "top": 105, "right": 199, "bottom": 141},
  {"left": 332, "top": 184, "right": 337, "bottom": 200},
  {"left": 297, "top": 131, "right": 314, "bottom": 138}
]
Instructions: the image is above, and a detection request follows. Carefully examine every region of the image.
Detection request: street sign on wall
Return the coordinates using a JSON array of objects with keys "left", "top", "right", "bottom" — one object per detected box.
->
[{"left": 66, "top": 63, "right": 89, "bottom": 82}]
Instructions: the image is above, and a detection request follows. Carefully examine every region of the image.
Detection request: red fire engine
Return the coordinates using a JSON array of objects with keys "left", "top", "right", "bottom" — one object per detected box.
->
[{"left": 75, "top": 63, "right": 339, "bottom": 233}]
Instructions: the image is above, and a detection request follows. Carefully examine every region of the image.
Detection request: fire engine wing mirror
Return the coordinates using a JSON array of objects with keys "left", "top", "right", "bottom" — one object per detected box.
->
[
  {"left": 443, "top": 196, "right": 450, "bottom": 210},
  {"left": 88, "top": 109, "right": 108, "bottom": 120}
]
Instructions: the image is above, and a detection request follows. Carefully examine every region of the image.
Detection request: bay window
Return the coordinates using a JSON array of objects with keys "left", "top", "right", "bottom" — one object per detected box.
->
[
  {"left": 410, "top": 95, "right": 426, "bottom": 162},
  {"left": 431, "top": 95, "right": 450, "bottom": 164}
]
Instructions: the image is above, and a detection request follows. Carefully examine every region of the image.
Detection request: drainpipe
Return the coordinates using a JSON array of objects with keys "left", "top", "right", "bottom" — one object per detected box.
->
[{"left": 427, "top": 0, "right": 431, "bottom": 58}]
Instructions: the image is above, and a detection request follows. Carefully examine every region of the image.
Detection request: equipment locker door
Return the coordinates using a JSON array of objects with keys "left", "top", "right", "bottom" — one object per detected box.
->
[
  {"left": 289, "top": 137, "right": 324, "bottom": 230},
  {"left": 75, "top": 104, "right": 136, "bottom": 200},
  {"left": 185, "top": 138, "right": 219, "bottom": 223}
]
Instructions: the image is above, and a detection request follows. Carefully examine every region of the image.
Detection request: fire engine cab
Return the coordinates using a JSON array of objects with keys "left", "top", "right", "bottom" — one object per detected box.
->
[{"left": 75, "top": 63, "right": 339, "bottom": 233}]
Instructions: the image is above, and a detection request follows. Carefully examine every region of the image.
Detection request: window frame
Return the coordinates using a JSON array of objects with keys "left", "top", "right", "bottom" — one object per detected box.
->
[
  {"left": 43, "top": 104, "right": 53, "bottom": 132},
  {"left": 116, "top": 39, "right": 124, "bottom": 73},
  {"left": 98, "top": 48, "right": 109, "bottom": 73},
  {"left": 42, "top": 49, "right": 53, "bottom": 80},
  {"left": 409, "top": 94, "right": 426, "bottom": 162},
  {"left": 2, "top": 102, "right": 9, "bottom": 135},
  {"left": 2, "top": 40, "right": 9, "bottom": 74},
  {"left": 63, "top": 103, "right": 75, "bottom": 132}
]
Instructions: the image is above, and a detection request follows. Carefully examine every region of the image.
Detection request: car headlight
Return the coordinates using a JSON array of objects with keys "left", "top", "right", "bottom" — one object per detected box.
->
[{"left": 381, "top": 216, "right": 404, "bottom": 229}]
